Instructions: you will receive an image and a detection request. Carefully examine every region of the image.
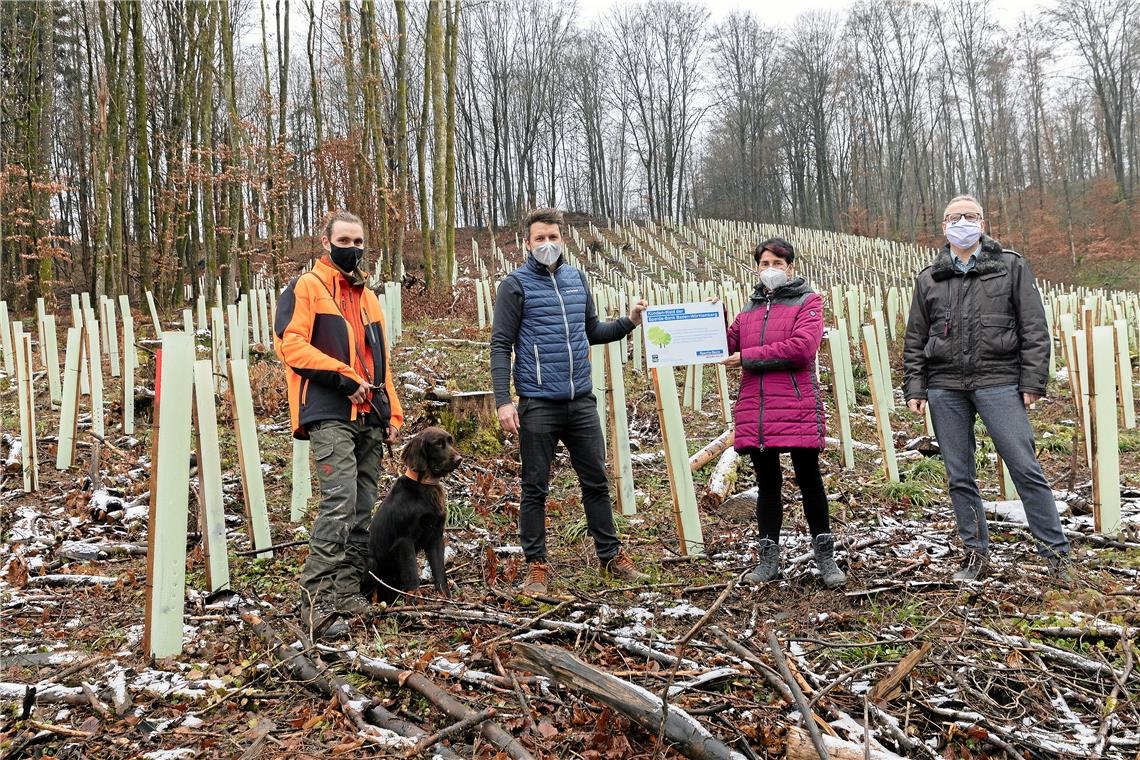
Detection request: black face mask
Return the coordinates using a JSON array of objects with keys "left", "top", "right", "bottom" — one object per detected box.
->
[{"left": 329, "top": 242, "right": 364, "bottom": 273}]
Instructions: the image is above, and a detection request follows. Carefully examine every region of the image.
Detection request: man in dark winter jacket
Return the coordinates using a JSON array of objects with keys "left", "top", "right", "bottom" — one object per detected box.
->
[
  {"left": 490, "top": 208, "right": 649, "bottom": 596},
  {"left": 903, "top": 194, "right": 1070, "bottom": 582}
]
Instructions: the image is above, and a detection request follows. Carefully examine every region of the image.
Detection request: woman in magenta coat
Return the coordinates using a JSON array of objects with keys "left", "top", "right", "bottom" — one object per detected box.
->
[{"left": 725, "top": 237, "right": 845, "bottom": 588}]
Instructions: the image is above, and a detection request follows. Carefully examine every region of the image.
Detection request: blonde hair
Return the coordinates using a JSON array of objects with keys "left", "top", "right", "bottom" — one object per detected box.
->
[{"left": 322, "top": 210, "right": 363, "bottom": 239}]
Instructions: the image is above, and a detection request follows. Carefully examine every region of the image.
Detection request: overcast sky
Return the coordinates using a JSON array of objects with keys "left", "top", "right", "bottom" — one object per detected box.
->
[{"left": 576, "top": 0, "right": 1055, "bottom": 28}]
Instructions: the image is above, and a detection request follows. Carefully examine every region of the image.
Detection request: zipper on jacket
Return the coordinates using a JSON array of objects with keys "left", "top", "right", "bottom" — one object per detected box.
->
[
  {"left": 301, "top": 378, "right": 310, "bottom": 406},
  {"left": 533, "top": 344, "right": 543, "bottom": 386},
  {"left": 757, "top": 298, "right": 772, "bottom": 449},
  {"left": 790, "top": 371, "right": 802, "bottom": 400},
  {"left": 549, "top": 269, "right": 576, "bottom": 399}
]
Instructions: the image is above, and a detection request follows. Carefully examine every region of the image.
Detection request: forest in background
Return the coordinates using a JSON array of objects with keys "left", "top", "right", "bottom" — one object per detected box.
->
[{"left": 1, "top": 0, "right": 1138, "bottom": 311}]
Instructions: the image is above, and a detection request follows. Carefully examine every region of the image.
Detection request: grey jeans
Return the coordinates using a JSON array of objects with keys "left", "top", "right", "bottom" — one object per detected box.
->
[
  {"left": 927, "top": 384, "right": 1069, "bottom": 558},
  {"left": 299, "top": 418, "right": 386, "bottom": 607}
]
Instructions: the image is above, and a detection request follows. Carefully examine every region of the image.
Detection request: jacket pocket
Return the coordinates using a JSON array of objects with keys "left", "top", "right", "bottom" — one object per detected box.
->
[
  {"left": 533, "top": 345, "right": 542, "bottom": 387},
  {"left": 300, "top": 378, "right": 311, "bottom": 407},
  {"left": 789, "top": 371, "right": 802, "bottom": 400},
  {"left": 980, "top": 313, "right": 1019, "bottom": 357}
]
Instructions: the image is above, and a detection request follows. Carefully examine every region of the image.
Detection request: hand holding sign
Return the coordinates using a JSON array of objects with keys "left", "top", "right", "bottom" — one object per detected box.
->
[{"left": 643, "top": 302, "right": 729, "bottom": 368}]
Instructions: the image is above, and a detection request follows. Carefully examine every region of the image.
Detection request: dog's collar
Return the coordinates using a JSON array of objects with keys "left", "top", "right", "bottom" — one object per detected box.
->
[{"left": 404, "top": 468, "right": 440, "bottom": 485}]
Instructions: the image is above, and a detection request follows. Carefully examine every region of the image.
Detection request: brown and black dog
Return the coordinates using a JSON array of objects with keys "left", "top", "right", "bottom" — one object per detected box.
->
[{"left": 362, "top": 427, "right": 462, "bottom": 603}]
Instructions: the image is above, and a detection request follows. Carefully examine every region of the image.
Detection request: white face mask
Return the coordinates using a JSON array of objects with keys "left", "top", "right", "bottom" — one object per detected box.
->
[
  {"left": 759, "top": 268, "right": 789, "bottom": 291},
  {"left": 945, "top": 218, "right": 982, "bottom": 249},
  {"left": 531, "top": 242, "right": 562, "bottom": 267}
]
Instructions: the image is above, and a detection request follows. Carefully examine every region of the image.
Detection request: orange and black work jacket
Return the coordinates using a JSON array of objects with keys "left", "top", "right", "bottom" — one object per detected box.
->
[{"left": 274, "top": 257, "right": 404, "bottom": 440}]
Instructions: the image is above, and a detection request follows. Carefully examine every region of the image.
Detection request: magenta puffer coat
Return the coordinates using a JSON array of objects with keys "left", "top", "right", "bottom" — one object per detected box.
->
[{"left": 728, "top": 278, "right": 826, "bottom": 451}]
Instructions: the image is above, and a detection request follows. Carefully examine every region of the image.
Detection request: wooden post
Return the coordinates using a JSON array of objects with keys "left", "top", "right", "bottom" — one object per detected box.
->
[
  {"left": 605, "top": 341, "right": 636, "bottom": 516},
  {"left": 229, "top": 358, "right": 274, "bottom": 558},
  {"left": 827, "top": 328, "right": 855, "bottom": 470},
  {"left": 144, "top": 331, "right": 195, "bottom": 658},
  {"left": 861, "top": 324, "right": 899, "bottom": 482},
  {"left": 56, "top": 326, "right": 83, "bottom": 469},
  {"left": 15, "top": 332, "right": 39, "bottom": 492},
  {"left": 651, "top": 367, "right": 705, "bottom": 555},
  {"left": 291, "top": 438, "right": 311, "bottom": 522},
  {"left": 119, "top": 295, "right": 136, "bottom": 435},
  {"left": 1089, "top": 325, "right": 1121, "bottom": 535},
  {"left": 192, "top": 360, "right": 230, "bottom": 593}
]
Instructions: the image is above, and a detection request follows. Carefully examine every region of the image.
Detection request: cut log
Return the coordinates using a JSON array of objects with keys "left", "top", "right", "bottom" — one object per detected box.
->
[
  {"left": 786, "top": 725, "right": 907, "bottom": 760},
  {"left": 510, "top": 642, "right": 747, "bottom": 760},
  {"left": 700, "top": 448, "right": 739, "bottom": 509},
  {"left": 689, "top": 429, "right": 733, "bottom": 472},
  {"left": 448, "top": 390, "right": 496, "bottom": 420}
]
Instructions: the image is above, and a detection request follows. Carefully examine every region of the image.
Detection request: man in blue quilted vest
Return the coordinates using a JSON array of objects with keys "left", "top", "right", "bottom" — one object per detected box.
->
[{"left": 491, "top": 208, "right": 650, "bottom": 596}]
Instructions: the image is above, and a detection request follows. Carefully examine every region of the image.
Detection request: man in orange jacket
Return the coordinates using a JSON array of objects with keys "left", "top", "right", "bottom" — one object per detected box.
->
[{"left": 274, "top": 210, "right": 403, "bottom": 639}]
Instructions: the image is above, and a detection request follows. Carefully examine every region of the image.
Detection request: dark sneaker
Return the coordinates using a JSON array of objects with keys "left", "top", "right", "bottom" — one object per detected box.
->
[
  {"left": 743, "top": 539, "right": 780, "bottom": 584},
  {"left": 811, "top": 533, "right": 847, "bottom": 589},
  {"left": 520, "top": 562, "right": 550, "bottom": 597},
  {"left": 600, "top": 550, "right": 650, "bottom": 583},
  {"left": 952, "top": 551, "right": 990, "bottom": 582}
]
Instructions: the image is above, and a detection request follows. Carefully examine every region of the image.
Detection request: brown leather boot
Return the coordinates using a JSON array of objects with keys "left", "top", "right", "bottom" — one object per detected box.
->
[
  {"left": 520, "top": 561, "right": 550, "bottom": 597},
  {"left": 600, "top": 550, "right": 650, "bottom": 583}
]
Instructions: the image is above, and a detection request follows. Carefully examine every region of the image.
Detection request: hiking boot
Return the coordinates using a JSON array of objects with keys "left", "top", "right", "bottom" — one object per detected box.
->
[
  {"left": 600, "top": 550, "right": 650, "bottom": 584},
  {"left": 1048, "top": 553, "right": 1074, "bottom": 584},
  {"left": 812, "top": 533, "right": 846, "bottom": 589},
  {"left": 952, "top": 551, "right": 990, "bottom": 582},
  {"left": 520, "top": 562, "right": 550, "bottom": 597},
  {"left": 300, "top": 599, "right": 350, "bottom": 641},
  {"left": 336, "top": 594, "right": 371, "bottom": 617},
  {"left": 744, "top": 539, "right": 780, "bottom": 584}
]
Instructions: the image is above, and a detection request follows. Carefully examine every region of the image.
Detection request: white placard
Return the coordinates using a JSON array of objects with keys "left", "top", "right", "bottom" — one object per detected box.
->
[{"left": 643, "top": 302, "right": 728, "bottom": 368}]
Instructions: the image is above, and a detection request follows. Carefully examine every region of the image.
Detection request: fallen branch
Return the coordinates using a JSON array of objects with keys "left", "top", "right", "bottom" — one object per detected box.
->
[
  {"left": 511, "top": 642, "right": 747, "bottom": 760},
  {"left": 344, "top": 650, "right": 535, "bottom": 760},
  {"left": 867, "top": 642, "right": 931, "bottom": 702},
  {"left": 705, "top": 626, "right": 793, "bottom": 704},
  {"left": 25, "top": 574, "right": 118, "bottom": 588},
  {"left": 785, "top": 725, "right": 906, "bottom": 760},
  {"left": 408, "top": 707, "right": 496, "bottom": 757},
  {"left": 764, "top": 630, "right": 831, "bottom": 760},
  {"left": 689, "top": 429, "right": 733, "bottom": 472},
  {"left": 971, "top": 626, "right": 1128, "bottom": 681},
  {"left": 0, "top": 682, "right": 89, "bottom": 706}
]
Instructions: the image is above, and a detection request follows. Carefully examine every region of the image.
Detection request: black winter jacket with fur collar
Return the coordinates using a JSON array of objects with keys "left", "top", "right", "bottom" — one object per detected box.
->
[{"left": 903, "top": 235, "right": 1051, "bottom": 400}]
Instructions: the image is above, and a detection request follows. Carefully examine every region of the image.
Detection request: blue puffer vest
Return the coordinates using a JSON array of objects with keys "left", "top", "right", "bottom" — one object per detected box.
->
[{"left": 510, "top": 255, "right": 592, "bottom": 400}]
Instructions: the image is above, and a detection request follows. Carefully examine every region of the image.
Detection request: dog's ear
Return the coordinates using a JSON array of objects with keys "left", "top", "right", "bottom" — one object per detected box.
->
[{"left": 402, "top": 434, "right": 429, "bottom": 476}]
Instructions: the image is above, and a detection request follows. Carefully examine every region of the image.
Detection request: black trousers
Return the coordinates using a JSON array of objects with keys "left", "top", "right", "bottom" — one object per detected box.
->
[
  {"left": 518, "top": 394, "right": 622, "bottom": 562},
  {"left": 749, "top": 448, "right": 830, "bottom": 543}
]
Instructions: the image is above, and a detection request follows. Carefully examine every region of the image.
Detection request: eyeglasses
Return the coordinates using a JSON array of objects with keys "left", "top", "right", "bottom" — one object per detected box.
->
[{"left": 943, "top": 212, "right": 983, "bottom": 223}]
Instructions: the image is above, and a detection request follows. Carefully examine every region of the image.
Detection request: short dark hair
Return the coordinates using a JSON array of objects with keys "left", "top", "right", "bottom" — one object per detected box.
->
[
  {"left": 754, "top": 237, "right": 795, "bottom": 264},
  {"left": 521, "top": 208, "right": 563, "bottom": 239}
]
